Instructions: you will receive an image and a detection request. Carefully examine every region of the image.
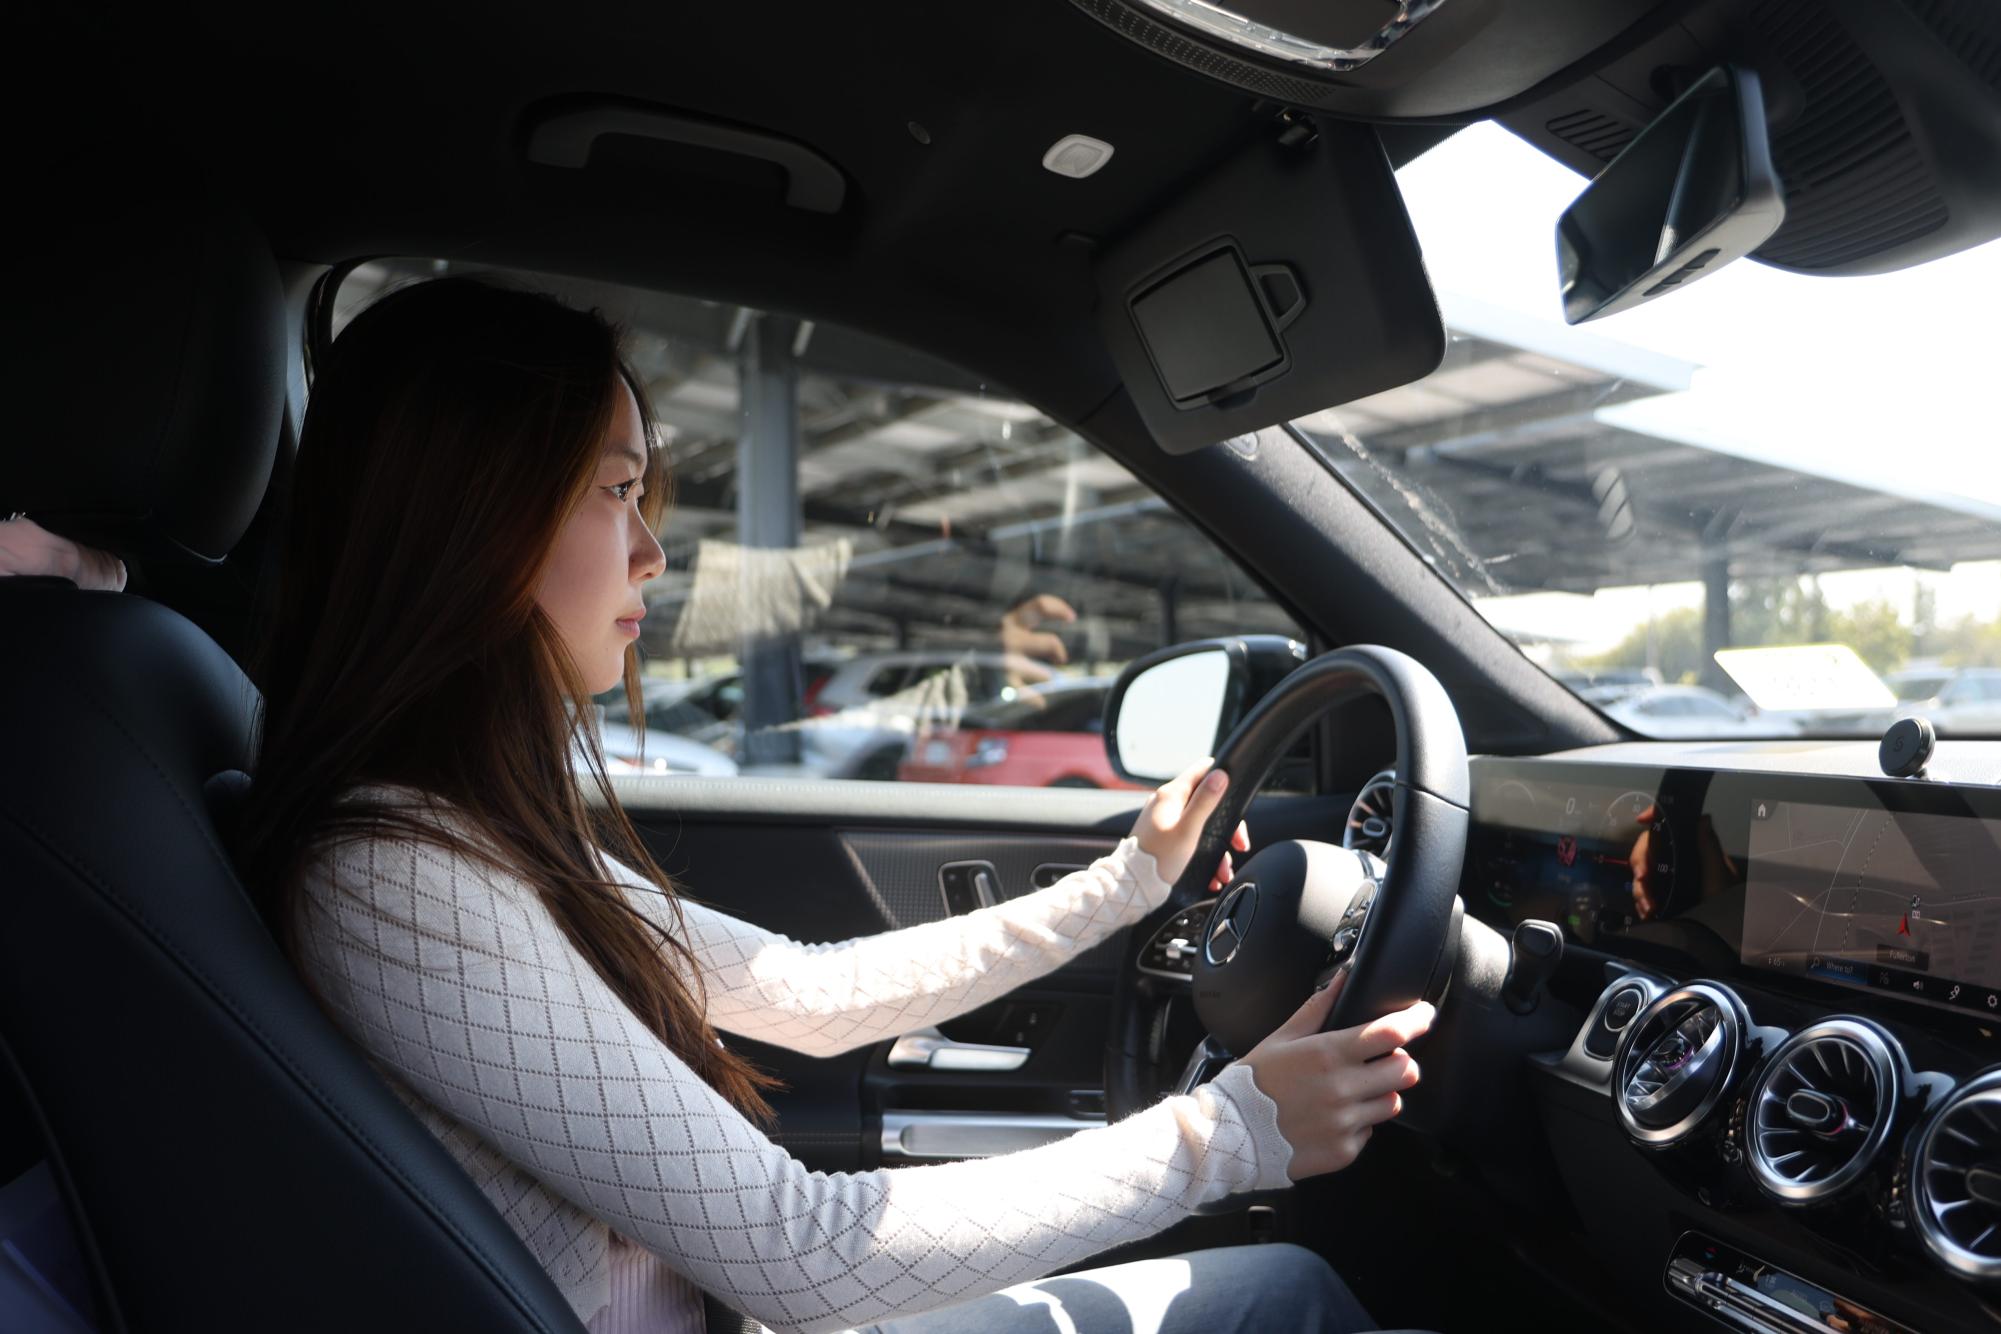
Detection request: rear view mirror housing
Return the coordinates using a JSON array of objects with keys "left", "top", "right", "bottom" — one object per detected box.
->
[
  {"left": 1103, "top": 636, "right": 1307, "bottom": 785},
  {"left": 1557, "top": 66, "right": 1785, "bottom": 324}
]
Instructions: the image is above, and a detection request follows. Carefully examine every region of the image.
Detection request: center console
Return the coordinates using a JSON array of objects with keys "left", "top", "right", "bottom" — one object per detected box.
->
[{"left": 1472, "top": 755, "right": 2001, "bottom": 1332}]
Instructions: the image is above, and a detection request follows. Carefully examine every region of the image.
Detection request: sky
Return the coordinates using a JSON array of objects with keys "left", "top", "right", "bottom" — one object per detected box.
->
[{"left": 1390, "top": 124, "right": 2001, "bottom": 657}]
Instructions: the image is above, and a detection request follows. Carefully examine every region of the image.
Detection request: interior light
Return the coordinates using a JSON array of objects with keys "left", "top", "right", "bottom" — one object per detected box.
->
[
  {"left": 1042, "top": 134, "right": 1116, "bottom": 179},
  {"left": 1129, "top": 0, "right": 1451, "bottom": 73}
]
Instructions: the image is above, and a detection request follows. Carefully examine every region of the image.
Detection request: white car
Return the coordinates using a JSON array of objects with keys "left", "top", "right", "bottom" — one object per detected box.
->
[
  {"left": 1604, "top": 685, "right": 1802, "bottom": 738},
  {"left": 573, "top": 706, "right": 740, "bottom": 777},
  {"left": 1893, "top": 668, "right": 2001, "bottom": 736}
]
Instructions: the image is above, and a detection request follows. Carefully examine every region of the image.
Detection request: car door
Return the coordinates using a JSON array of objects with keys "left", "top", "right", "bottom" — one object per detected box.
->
[{"left": 616, "top": 782, "right": 1341, "bottom": 1177}]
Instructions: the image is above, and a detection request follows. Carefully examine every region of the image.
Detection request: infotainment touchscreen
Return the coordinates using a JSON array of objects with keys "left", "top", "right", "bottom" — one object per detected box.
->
[{"left": 1741, "top": 799, "right": 2001, "bottom": 1013}]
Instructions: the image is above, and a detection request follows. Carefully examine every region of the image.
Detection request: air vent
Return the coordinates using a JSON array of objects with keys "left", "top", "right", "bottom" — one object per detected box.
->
[
  {"left": 1545, "top": 108, "right": 1637, "bottom": 162},
  {"left": 1899, "top": 0, "right": 2001, "bottom": 97},
  {"left": 1343, "top": 768, "right": 1396, "bottom": 858},
  {"left": 1746, "top": 1019, "right": 1900, "bottom": 1203},
  {"left": 1913, "top": 1071, "right": 2001, "bottom": 1281},
  {"left": 1750, "top": 0, "right": 1950, "bottom": 271},
  {"left": 1614, "top": 983, "right": 1748, "bottom": 1146}
]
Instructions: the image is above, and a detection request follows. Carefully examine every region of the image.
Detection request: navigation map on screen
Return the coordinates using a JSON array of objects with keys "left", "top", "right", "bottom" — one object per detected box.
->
[{"left": 1741, "top": 799, "right": 2001, "bottom": 1012}]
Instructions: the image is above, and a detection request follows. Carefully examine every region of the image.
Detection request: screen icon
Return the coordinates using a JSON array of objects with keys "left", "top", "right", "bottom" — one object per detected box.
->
[{"left": 1754, "top": 801, "right": 1772, "bottom": 820}]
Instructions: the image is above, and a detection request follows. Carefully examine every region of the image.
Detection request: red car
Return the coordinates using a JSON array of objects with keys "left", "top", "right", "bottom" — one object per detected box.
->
[{"left": 897, "top": 680, "right": 1142, "bottom": 789}]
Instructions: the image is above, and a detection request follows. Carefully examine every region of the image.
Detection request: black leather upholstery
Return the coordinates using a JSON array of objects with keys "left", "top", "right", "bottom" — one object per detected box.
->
[
  {"left": 4, "top": 209, "right": 285, "bottom": 563},
  {"left": 0, "top": 581, "right": 587, "bottom": 1332},
  {"left": 0, "top": 209, "right": 589, "bottom": 1329}
]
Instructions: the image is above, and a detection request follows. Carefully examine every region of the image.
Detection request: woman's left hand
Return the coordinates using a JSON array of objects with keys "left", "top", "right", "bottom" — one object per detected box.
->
[
  {"left": 1131, "top": 757, "right": 1251, "bottom": 893},
  {"left": 0, "top": 515, "right": 126, "bottom": 591}
]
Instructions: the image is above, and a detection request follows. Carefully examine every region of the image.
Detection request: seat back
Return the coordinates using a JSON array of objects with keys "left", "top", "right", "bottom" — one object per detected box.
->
[{"left": 0, "top": 212, "right": 586, "bottom": 1332}]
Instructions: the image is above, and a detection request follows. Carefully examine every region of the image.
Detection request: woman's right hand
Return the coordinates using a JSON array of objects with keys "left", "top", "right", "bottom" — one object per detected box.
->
[{"left": 1234, "top": 968, "right": 1434, "bottom": 1180}]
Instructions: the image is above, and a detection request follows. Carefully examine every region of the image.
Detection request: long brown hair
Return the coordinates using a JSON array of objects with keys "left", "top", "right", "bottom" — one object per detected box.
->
[{"left": 238, "top": 274, "right": 778, "bottom": 1121}]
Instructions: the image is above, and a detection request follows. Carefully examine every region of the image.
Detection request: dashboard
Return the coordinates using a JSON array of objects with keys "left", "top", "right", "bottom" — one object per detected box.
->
[
  {"left": 1446, "top": 740, "right": 2001, "bottom": 1334},
  {"left": 1466, "top": 754, "right": 2001, "bottom": 1021}
]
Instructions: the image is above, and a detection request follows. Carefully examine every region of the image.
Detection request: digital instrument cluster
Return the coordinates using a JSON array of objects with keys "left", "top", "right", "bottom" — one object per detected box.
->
[{"left": 1469, "top": 766, "right": 1689, "bottom": 945}]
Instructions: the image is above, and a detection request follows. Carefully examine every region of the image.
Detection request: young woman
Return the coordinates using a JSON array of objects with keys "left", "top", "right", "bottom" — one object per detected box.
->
[{"left": 234, "top": 277, "right": 1435, "bottom": 1334}]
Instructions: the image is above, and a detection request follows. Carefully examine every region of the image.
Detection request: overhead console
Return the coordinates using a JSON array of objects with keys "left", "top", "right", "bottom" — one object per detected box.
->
[{"left": 1077, "top": 0, "right": 2001, "bottom": 281}]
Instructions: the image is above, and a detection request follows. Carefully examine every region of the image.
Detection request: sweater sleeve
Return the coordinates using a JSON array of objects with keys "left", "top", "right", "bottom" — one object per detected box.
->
[
  {"left": 296, "top": 834, "right": 1293, "bottom": 1334},
  {"left": 638, "top": 837, "right": 1174, "bottom": 1057}
]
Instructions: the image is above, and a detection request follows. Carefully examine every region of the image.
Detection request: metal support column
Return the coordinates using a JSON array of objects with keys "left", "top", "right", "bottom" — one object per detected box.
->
[
  {"left": 738, "top": 313, "right": 804, "bottom": 766},
  {"left": 1700, "top": 550, "right": 1732, "bottom": 695}
]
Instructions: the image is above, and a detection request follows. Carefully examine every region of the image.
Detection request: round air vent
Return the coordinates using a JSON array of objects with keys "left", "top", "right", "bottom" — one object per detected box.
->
[
  {"left": 1342, "top": 768, "right": 1396, "bottom": 858},
  {"left": 1614, "top": 983, "right": 1749, "bottom": 1146},
  {"left": 1746, "top": 1019, "right": 1901, "bottom": 1203},
  {"left": 1913, "top": 1070, "right": 2001, "bottom": 1281}
]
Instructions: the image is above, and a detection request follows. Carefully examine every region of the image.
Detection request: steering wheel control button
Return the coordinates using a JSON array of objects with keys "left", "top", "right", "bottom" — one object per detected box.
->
[{"left": 1139, "top": 902, "right": 1217, "bottom": 980}]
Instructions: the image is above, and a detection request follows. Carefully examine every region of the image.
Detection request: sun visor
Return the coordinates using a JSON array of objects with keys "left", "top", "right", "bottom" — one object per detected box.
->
[{"left": 1096, "top": 120, "right": 1443, "bottom": 455}]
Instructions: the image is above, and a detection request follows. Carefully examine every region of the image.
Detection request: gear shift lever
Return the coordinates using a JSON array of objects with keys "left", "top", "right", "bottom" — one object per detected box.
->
[{"left": 1503, "top": 920, "right": 1564, "bottom": 1015}]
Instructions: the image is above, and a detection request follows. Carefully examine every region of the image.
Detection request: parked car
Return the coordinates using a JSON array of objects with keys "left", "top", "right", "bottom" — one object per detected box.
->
[
  {"left": 1602, "top": 685, "right": 1801, "bottom": 738},
  {"left": 897, "top": 678, "right": 1141, "bottom": 789},
  {"left": 1785, "top": 667, "right": 2001, "bottom": 737},
  {"left": 1554, "top": 668, "right": 1659, "bottom": 707},
  {"left": 575, "top": 706, "right": 740, "bottom": 777},
  {"left": 599, "top": 677, "right": 741, "bottom": 751},
  {"left": 696, "top": 650, "right": 1034, "bottom": 780},
  {"left": 1894, "top": 667, "right": 2001, "bottom": 736}
]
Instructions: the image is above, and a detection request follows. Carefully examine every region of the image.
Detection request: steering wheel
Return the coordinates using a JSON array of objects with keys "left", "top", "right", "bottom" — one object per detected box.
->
[{"left": 1104, "top": 645, "right": 1470, "bottom": 1119}]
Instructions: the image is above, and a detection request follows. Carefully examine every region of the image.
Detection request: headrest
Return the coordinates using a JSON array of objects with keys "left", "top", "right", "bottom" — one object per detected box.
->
[{"left": 4, "top": 208, "right": 286, "bottom": 563}]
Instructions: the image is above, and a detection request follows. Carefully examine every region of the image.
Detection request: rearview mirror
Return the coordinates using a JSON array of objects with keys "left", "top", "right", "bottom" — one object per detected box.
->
[
  {"left": 1104, "top": 636, "right": 1306, "bottom": 784},
  {"left": 1557, "top": 66, "right": 1784, "bottom": 324}
]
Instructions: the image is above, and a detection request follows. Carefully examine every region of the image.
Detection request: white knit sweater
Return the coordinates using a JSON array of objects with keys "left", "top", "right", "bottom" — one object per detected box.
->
[{"left": 295, "top": 787, "right": 1295, "bottom": 1334}]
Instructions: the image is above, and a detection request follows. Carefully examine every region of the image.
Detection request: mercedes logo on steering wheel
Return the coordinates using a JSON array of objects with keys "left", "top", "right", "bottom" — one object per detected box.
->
[{"left": 1204, "top": 880, "right": 1259, "bottom": 967}]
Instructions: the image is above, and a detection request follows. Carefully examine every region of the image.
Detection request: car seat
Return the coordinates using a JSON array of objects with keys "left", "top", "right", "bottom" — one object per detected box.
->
[{"left": 0, "top": 209, "right": 601, "bottom": 1331}]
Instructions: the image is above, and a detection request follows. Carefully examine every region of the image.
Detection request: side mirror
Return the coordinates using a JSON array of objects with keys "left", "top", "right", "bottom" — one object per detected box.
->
[
  {"left": 1104, "top": 636, "right": 1307, "bottom": 784},
  {"left": 1557, "top": 65, "right": 1785, "bottom": 324}
]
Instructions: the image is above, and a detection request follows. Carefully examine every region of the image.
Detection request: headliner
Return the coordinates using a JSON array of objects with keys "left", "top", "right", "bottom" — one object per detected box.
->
[{"left": 37, "top": 2, "right": 1523, "bottom": 424}]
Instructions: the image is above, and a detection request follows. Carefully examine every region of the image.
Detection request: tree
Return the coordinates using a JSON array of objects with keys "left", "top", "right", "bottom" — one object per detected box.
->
[
  {"left": 1929, "top": 613, "right": 2001, "bottom": 668},
  {"left": 1729, "top": 575, "right": 1830, "bottom": 647},
  {"left": 1824, "top": 599, "right": 1912, "bottom": 675},
  {"left": 1569, "top": 584, "right": 1932, "bottom": 684},
  {"left": 1575, "top": 606, "right": 1705, "bottom": 684}
]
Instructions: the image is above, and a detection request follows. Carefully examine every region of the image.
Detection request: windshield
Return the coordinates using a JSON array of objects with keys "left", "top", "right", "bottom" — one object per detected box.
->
[{"left": 1295, "top": 123, "right": 2001, "bottom": 739}]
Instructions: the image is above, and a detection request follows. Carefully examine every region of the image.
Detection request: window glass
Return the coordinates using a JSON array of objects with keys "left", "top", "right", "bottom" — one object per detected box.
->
[{"left": 332, "top": 262, "right": 1309, "bottom": 790}]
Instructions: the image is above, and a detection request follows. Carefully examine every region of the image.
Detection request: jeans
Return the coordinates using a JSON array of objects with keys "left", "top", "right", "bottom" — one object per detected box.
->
[{"left": 850, "top": 1243, "right": 1431, "bottom": 1334}]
